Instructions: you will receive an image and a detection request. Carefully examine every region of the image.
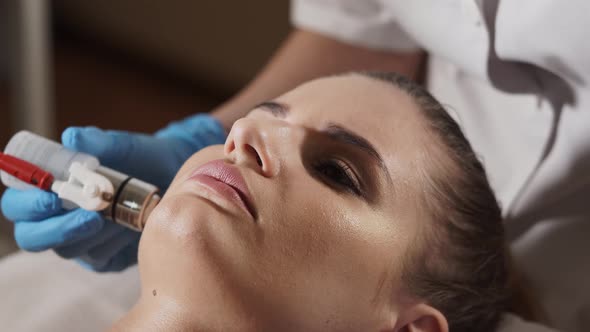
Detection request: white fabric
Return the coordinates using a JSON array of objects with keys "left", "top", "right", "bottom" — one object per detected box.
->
[
  {"left": 290, "top": 0, "right": 420, "bottom": 51},
  {"left": 294, "top": 1, "right": 590, "bottom": 332},
  {"left": 0, "top": 251, "right": 139, "bottom": 332}
]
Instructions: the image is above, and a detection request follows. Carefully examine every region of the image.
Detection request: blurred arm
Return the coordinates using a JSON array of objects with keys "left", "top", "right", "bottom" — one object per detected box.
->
[{"left": 211, "top": 28, "right": 425, "bottom": 130}]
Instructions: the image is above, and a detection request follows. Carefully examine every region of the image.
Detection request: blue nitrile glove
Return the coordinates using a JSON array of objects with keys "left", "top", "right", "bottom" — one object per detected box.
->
[{"left": 0, "top": 114, "right": 226, "bottom": 272}]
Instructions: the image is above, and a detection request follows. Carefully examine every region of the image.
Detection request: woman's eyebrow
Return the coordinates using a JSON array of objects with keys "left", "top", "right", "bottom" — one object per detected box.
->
[
  {"left": 254, "top": 101, "right": 289, "bottom": 118},
  {"left": 253, "top": 101, "right": 392, "bottom": 184},
  {"left": 324, "top": 123, "right": 393, "bottom": 185}
]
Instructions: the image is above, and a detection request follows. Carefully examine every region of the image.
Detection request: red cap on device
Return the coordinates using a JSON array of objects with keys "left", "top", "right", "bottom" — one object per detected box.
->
[{"left": 0, "top": 152, "right": 54, "bottom": 191}]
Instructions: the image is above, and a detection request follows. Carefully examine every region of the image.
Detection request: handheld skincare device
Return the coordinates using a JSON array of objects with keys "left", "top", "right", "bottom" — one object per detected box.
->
[{"left": 0, "top": 131, "right": 159, "bottom": 231}]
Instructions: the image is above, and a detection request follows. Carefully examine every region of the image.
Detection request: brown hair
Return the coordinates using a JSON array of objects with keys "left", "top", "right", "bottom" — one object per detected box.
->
[{"left": 360, "top": 71, "right": 513, "bottom": 332}]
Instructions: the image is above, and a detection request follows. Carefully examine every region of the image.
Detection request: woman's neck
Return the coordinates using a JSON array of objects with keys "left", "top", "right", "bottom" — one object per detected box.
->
[
  {"left": 109, "top": 296, "right": 196, "bottom": 332},
  {"left": 109, "top": 293, "right": 263, "bottom": 332}
]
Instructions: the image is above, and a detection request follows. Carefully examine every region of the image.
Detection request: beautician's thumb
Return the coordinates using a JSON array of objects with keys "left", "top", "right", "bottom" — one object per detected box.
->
[
  {"left": 62, "top": 127, "right": 142, "bottom": 164},
  {"left": 61, "top": 126, "right": 181, "bottom": 189}
]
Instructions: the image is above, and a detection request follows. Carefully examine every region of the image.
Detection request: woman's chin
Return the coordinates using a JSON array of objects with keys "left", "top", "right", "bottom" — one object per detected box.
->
[{"left": 137, "top": 191, "right": 256, "bottom": 306}]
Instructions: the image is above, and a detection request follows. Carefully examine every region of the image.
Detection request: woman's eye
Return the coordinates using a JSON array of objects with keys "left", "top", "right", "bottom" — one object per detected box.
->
[{"left": 314, "top": 159, "right": 362, "bottom": 196}]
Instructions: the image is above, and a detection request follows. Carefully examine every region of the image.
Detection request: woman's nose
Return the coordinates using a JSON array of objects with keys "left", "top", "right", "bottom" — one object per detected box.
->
[{"left": 224, "top": 118, "right": 278, "bottom": 177}]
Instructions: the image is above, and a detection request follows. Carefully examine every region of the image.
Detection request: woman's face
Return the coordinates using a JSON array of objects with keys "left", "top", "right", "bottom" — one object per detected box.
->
[{"left": 139, "top": 75, "right": 435, "bottom": 331}]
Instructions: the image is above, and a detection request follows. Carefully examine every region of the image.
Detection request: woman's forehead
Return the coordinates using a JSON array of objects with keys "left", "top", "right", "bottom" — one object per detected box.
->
[{"left": 276, "top": 75, "right": 427, "bottom": 164}]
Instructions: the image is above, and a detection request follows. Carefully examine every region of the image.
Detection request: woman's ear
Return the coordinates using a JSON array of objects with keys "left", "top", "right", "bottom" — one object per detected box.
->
[{"left": 391, "top": 303, "right": 449, "bottom": 332}]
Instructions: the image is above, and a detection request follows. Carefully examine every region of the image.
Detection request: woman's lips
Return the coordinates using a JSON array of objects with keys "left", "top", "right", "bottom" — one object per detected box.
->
[{"left": 188, "top": 160, "right": 256, "bottom": 220}]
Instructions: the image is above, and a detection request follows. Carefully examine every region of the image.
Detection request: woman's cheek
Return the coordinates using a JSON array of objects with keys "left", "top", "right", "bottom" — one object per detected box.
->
[{"left": 275, "top": 190, "right": 355, "bottom": 265}]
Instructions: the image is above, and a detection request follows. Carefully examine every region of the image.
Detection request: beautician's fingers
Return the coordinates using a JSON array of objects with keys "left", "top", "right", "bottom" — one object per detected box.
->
[
  {"left": 1, "top": 188, "right": 62, "bottom": 221},
  {"left": 100, "top": 242, "right": 140, "bottom": 272},
  {"left": 62, "top": 127, "right": 179, "bottom": 189},
  {"left": 62, "top": 126, "right": 134, "bottom": 167},
  {"left": 13, "top": 210, "right": 104, "bottom": 252},
  {"left": 53, "top": 222, "right": 124, "bottom": 259},
  {"left": 77, "top": 241, "right": 139, "bottom": 272},
  {"left": 86, "top": 230, "right": 140, "bottom": 263}
]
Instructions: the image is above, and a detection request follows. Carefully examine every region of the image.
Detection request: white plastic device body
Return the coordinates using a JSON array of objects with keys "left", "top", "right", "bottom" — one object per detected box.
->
[{"left": 0, "top": 130, "right": 160, "bottom": 231}]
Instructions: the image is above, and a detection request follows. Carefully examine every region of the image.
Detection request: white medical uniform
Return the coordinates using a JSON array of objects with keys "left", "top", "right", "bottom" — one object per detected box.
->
[{"left": 292, "top": 1, "right": 590, "bottom": 331}]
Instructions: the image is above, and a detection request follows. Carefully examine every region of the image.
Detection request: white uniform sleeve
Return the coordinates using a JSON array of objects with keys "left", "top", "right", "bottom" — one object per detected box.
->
[{"left": 290, "top": 0, "right": 421, "bottom": 52}]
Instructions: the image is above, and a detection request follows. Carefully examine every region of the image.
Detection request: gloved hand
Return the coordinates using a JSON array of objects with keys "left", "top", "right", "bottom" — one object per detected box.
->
[{"left": 1, "top": 114, "right": 227, "bottom": 272}]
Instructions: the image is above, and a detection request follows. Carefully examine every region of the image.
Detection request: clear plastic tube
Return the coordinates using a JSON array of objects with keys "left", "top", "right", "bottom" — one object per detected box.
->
[
  {"left": 0, "top": 130, "right": 159, "bottom": 231},
  {"left": 1, "top": 131, "right": 99, "bottom": 189}
]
